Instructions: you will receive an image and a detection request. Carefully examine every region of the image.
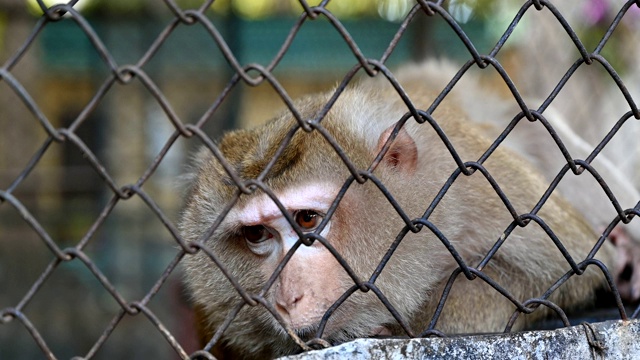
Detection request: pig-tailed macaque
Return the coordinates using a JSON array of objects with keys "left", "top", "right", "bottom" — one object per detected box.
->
[{"left": 180, "top": 61, "right": 629, "bottom": 359}]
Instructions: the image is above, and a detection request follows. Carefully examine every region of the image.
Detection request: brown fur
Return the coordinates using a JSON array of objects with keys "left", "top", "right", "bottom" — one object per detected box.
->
[{"left": 179, "top": 66, "right": 616, "bottom": 359}]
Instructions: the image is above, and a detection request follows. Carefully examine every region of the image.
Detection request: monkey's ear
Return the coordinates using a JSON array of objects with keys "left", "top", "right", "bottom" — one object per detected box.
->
[{"left": 376, "top": 125, "right": 418, "bottom": 174}]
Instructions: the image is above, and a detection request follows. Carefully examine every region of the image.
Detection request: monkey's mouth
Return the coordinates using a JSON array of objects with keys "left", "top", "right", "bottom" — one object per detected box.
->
[
  {"left": 369, "top": 325, "right": 392, "bottom": 337},
  {"left": 292, "top": 323, "right": 393, "bottom": 346},
  {"left": 292, "top": 324, "right": 321, "bottom": 342}
]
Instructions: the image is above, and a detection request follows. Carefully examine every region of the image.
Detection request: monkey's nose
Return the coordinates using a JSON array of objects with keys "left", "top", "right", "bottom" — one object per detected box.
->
[{"left": 275, "top": 293, "right": 303, "bottom": 315}]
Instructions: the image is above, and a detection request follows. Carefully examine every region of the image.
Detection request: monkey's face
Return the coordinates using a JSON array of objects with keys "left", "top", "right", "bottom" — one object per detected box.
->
[
  {"left": 224, "top": 181, "right": 348, "bottom": 332},
  {"left": 182, "top": 176, "right": 425, "bottom": 346},
  {"left": 180, "top": 89, "right": 439, "bottom": 353}
]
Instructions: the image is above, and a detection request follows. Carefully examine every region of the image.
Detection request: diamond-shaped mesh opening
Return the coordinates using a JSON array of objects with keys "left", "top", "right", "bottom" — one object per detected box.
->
[{"left": 1, "top": 1, "right": 640, "bottom": 359}]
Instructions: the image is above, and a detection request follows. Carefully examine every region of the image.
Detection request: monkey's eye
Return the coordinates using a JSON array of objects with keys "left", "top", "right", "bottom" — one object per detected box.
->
[
  {"left": 294, "top": 210, "right": 323, "bottom": 231},
  {"left": 242, "top": 225, "right": 273, "bottom": 244}
]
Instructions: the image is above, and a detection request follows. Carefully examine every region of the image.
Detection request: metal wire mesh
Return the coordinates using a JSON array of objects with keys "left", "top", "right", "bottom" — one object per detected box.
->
[{"left": 1, "top": 0, "right": 640, "bottom": 359}]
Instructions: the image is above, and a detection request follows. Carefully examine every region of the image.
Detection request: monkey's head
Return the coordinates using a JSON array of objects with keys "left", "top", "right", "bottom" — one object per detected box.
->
[{"left": 180, "top": 87, "right": 447, "bottom": 357}]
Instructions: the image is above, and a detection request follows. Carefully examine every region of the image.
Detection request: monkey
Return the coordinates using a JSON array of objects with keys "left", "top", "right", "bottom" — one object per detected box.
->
[
  {"left": 179, "top": 63, "right": 620, "bottom": 359},
  {"left": 394, "top": 60, "right": 640, "bottom": 302},
  {"left": 483, "top": 114, "right": 640, "bottom": 302}
]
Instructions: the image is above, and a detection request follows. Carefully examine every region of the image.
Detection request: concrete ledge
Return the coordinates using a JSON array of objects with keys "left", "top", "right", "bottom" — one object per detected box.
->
[{"left": 280, "top": 319, "right": 640, "bottom": 359}]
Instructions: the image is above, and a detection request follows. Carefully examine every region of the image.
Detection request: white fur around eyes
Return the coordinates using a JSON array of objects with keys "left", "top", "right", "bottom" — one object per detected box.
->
[{"left": 227, "top": 182, "right": 339, "bottom": 227}]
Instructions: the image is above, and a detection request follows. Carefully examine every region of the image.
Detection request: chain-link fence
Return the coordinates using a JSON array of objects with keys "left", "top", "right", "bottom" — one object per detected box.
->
[{"left": 1, "top": 0, "right": 639, "bottom": 359}]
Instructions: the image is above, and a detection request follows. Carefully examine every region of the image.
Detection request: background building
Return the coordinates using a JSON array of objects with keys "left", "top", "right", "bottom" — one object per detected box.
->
[{"left": 1, "top": 0, "right": 639, "bottom": 359}]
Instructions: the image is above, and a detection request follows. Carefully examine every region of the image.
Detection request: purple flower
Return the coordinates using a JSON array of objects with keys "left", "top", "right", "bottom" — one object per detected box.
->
[{"left": 583, "top": 0, "right": 610, "bottom": 24}]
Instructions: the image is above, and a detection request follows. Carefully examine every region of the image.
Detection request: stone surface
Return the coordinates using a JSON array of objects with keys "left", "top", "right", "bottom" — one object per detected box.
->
[{"left": 279, "top": 319, "right": 640, "bottom": 359}]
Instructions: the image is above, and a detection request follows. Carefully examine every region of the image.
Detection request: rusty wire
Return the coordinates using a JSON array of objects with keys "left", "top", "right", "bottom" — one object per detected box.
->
[{"left": 1, "top": 0, "right": 640, "bottom": 359}]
